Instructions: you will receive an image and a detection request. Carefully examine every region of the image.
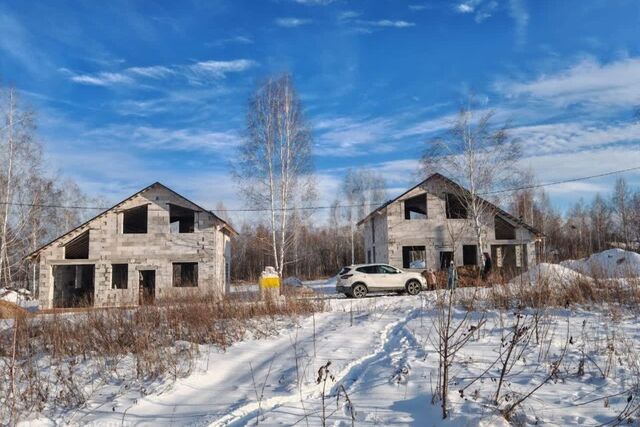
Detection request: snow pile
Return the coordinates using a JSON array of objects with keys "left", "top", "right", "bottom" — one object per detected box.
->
[
  {"left": 510, "top": 263, "right": 590, "bottom": 287},
  {"left": 561, "top": 249, "right": 640, "bottom": 279},
  {"left": 0, "top": 287, "right": 38, "bottom": 311}
]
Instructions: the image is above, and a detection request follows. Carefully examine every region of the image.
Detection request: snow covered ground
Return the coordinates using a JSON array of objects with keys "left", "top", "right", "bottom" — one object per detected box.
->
[
  {"left": 8, "top": 251, "right": 640, "bottom": 426},
  {"left": 14, "top": 280, "right": 640, "bottom": 427}
]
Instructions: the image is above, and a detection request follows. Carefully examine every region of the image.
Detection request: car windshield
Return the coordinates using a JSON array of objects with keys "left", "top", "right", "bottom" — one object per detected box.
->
[
  {"left": 338, "top": 267, "right": 351, "bottom": 275},
  {"left": 379, "top": 265, "right": 399, "bottom": 274}
]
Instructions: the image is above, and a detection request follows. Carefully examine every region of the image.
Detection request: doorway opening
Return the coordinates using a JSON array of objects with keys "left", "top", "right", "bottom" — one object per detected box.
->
[{"left": 139, "top": 270, "right": 156, "bottom": 305}]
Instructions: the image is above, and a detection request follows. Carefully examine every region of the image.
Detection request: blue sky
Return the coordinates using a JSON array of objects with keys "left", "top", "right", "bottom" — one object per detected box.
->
[{"left": 1, "top": 0, "right": 639, "bottom": 221}]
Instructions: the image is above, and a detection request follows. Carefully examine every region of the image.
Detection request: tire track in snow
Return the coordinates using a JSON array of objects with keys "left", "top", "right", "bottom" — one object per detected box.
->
[{"left": 207, "top": 299, "right": 431, "bottom": 427}]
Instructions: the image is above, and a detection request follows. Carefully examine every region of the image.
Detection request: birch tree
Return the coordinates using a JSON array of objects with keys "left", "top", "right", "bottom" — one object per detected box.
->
[
  {"left": 611, "top": 177, "right": 632, "bottom": 248},
  {"left": 421, "top": 101, "right": 522, "bottom": 268},
  {"left": 0, "top": 86, "right": 38, "bottom": 287},
  {"left": 340, "top": 169, "right": 387, "bottom": 264},
  {"left": 234, "top": 74, "right": 316, "bottom": 277}
]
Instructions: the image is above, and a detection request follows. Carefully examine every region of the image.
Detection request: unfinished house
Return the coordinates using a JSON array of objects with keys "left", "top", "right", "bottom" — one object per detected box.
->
[
  {"left": 26, "top": 182, "right": 237, "bottom": 309},
  {"left": 358, "top": 173, "right": 543, "bottom": 276}
]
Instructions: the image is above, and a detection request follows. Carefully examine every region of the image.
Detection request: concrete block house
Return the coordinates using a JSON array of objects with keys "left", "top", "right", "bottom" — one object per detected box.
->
[
  {"left": 26, "top": 183, "right": 237, "bottom": 309},
  {"left": 358, "top": 173, "right": 543, "bottom": 275}
]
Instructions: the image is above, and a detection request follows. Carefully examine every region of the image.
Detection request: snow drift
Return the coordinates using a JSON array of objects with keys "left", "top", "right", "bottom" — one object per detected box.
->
[
  {"left": 510, "top": 263, "right": 591, "bottom": 286},
  {"left": 0, "top": 287, "right": 38, "bottom": 312},
  {"left": 560, "top": 249, "right": 640, "bottom": 279}
]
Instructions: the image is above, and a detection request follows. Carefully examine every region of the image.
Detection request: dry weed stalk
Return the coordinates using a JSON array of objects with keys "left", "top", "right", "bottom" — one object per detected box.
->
[
  {"left": 0, "top": 290, "right": 322, "bottom": 423},
  {"left": 429, "top": 288, "right": 485, "bottom": 419}
]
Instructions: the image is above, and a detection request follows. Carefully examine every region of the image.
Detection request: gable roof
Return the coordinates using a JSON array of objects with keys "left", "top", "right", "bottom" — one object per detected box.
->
[
  {"left": 25, "top": 182, "right": 238, "bottom": 260},
  {"left": 357, "top": 173, "right": 542, "bottom": 236}
]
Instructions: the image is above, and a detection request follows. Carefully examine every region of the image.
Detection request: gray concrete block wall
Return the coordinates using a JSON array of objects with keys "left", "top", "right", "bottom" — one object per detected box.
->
[
  {"left": 362, "top": 176, "right": 539, "bottom": 271},
  {"left": 36, "top": 184, "right": 232, "bottom": 309}
]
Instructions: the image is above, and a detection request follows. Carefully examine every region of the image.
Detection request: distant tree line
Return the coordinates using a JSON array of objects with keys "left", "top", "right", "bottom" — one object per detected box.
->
[{"left": 511, "top": 176, "right": 640, "bottom": 262}]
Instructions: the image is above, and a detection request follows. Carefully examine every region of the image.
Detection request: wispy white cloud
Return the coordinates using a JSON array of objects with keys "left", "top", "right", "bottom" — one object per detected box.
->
[
  {"left": 396, "top": 113, "right": 456, "bottom": 138},
  {"left": 64, "top": 59, "right": 257, "bottom": 87},
  {"left": 83, "top": 124, "right": 243, "bottom": 153},
  {"left": 188, "top": 59, "right": 256, "bottom": 79},
  {"left": 127, "top": 65, "right": 175, "bottom": 79},
  {"left": 70, "top": 72, "right": 134, "bottom": 86},
  {"left": 498, "top": 57, "right": 640, "bottom": 108},
  {"left": 0, "top": 8, "right": 53, "bottom": 74},
  {"left": 275, "top": 17, "right": 312, "bottom": 27},
  {"left": 359, "top": 20, "right": 416, "bottom": 28},
  {"left": 455, "top": 0, "right": 497, "bottom": 23},
  {"left": 338, "top": 11, "right": 416, "bottom": 34},
  {"left": 521, "top": 146, "right": 640, "bottom": 196},
  {"left": 336, "top": 11, "right": 416, "bottom": 31},
  {"left": 508, "top": 0, "right": 529, "bottom": 47},
  {"left": 513, "top": 121, "right": 640, "bottom": 156},
  {"left": 315, "top": 116, "right": 400, "bottom": 155},
  {"left": 408, "top": 4, "right": 430, "bottom": 11},
  {"left": 207, "top": 35, "right": 253, "bottom": 47},
  {"left": 338, "top": 10, "right": 360, "bottom": 21}
]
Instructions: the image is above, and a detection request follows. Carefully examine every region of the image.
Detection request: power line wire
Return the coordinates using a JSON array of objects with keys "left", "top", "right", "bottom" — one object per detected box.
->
[
  {"left": 479, "top": 165, "right": 640, "bottom": 195},
  {"left": 0, "top": 165, "right": 638, "bottom": 212}
]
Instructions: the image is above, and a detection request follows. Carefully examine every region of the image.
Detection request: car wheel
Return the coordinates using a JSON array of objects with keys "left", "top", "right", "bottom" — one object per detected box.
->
[
  {"left": 352, "top": 283, "right": 368, "bottom": 298},
  {"left": 406, "top": 280, "right": 421, "bottom": 296}
]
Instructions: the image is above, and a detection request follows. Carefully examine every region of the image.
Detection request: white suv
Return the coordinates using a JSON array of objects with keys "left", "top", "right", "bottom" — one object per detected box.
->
[{"left": 336, "top": 264, "right": 426, "bottom": 298}]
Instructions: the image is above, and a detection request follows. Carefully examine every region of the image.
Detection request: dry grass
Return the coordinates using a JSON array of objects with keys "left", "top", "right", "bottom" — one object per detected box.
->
[
  {"left": 0, "top": 290, "right": 322, "bottom": 424},
  {"left": 0, "top": 300, "right": 30, "bottom": 319},
  {"left": 468, "top": 274, "right": 640, "bottom": 310}
]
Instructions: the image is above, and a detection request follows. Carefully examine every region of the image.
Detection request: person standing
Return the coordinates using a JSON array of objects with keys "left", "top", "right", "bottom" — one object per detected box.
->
[
  {"left": 447, "top": 261, "right": 458, "bottom": 290},
  {"left": 482, "top": 252, "right": 492, "bottom": 281}
]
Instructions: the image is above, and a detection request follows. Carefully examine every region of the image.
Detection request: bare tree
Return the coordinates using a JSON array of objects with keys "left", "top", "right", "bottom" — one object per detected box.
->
[
  {"left": 590, "top": 193, "right": 611, "bottom": 252},
  {"left": 0, "top": 86, "right": 37, "bottom": 287},
  {"left": 611, "top": 177, "right": 632, "bottom": 248},
  {"left": 340, "top": 169, "right": 387, "bottom": 264},
  {"left": 421, "top": 100, "right": 523, "bottom": 267},
  {"left": 234, "top": 74, "right": 316, "bottom": 277},
  {"left": 214, "top": 201, "right": 231, "bottom": 225}
]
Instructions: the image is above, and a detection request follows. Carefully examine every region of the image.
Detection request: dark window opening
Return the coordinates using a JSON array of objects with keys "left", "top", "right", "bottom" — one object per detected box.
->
[
  {"left": 404, "top": 194, "right": 427, "bottom": 220},
  {"left": 402, "top": 246, "right": 426, "bottom": 269},
  {"left": 170, "top": 204, "right": 196, "bottom": 233},
  {"left": 65, "top": 231, "right": 89, "bottom": 259},
  {"left": 367, "top": 250, "right": 372, "bottom": 263},
  {"left": 495, "top": 215, "right": 516, "bottom": 240},
  {"left": 445, "top": 193, "right": 467, "bottom": 219},
  {"left": 371, "top": 217, "right": 375, "bottom": 243},
  {"left": 53, "top": 264, "right": 94, "bottom": 308},
  {"left": 123, "top": 205, "right": 148, "bottom": 234},
  {"left": 173, "top": 262, "right": 198, "bottom": 287},
  {"left": 463, "top": 245, "right": 478, "bottom": 266},
  {"left": 440, "top": 251, "right": 454, "bottom": 270},
  {"left": 111, "top": 264, "right": 128, "bottom": 289}
]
